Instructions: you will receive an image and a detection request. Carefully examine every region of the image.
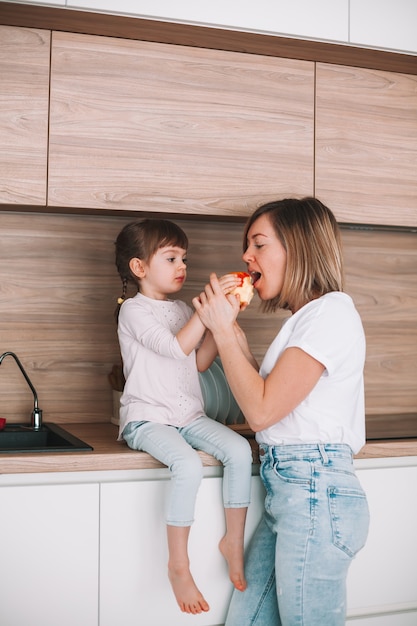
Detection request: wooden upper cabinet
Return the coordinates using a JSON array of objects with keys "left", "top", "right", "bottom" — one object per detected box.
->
[
  {"left": 316, "top": 63, "right": 417, "bottom": 228},
  {"left": 0, "top": 26, "right": 49, "bottom": 205},
  {"left": 48, "top": 32, "right": 314, "bottom": 216}
]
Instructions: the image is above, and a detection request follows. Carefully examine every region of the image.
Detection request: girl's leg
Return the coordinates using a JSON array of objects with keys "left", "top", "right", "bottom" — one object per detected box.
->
[
  {"left": 181, "top": 417, "right": 252, "bottom": 590},
  {"left": 167, "top": 525, "right": 210, "bottom": 614},
  {"left": 123, "top": 421, "right": 209, "bottom": 613},
  {"left": 220, "top": 506, "right": 248, "bottom": 591}
]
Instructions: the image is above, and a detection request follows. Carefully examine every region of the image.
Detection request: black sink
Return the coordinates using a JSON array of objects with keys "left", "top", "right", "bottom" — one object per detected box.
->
[{"left": 0, "top": 422, "right": 93, "bottom": 454}]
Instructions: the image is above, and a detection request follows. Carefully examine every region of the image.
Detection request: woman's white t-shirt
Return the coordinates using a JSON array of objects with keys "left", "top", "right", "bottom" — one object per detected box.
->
[{"left": 257, "top": 292, "right": 366, "bottom": 454}]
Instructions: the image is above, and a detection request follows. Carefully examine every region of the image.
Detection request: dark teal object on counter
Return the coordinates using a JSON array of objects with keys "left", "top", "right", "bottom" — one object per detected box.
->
[{"left": 0, "top": 422, "right": 93, "bottom": 454}]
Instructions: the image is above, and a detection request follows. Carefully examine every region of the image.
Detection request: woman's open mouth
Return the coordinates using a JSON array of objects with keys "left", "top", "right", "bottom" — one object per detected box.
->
[{"left": 250, "top": 271, "right": 261, "bottom": 286}]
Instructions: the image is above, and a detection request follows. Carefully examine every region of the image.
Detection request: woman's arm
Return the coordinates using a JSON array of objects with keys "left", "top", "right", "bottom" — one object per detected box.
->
[
  {"left": 233, "top": 322, "right": 259, "bottom": 371},
  {"left": 193, "top": 274, "right": 324, "bottom": 432}
]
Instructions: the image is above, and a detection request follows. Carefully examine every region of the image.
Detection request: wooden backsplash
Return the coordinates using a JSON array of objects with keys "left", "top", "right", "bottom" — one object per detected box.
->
[{"left": 0, "top": 211, "right": 415, "bottom": 424}]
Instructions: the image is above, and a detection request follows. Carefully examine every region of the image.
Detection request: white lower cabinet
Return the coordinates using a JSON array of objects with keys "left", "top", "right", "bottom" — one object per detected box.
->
[
  {"left": 0, "top": 481, "right": 99, "bottom": 626},
  {"left": 1, "top": 457, "right": 417, "bottom": 626},
  {"left": 99, "top": 473, "right": 265, "bottom": 626},
  {"left": 346, "top": 462, "right": 417, "bottom": 624},
  {"left": 347, "top": 614, "right": 417, "bottom": 626},
  {"left": 99, "top": 460, "right": 417, "bottom": 626}
]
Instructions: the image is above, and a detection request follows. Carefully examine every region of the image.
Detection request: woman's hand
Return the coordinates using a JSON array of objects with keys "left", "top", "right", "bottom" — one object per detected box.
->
[
  {"left": 193, "top": 273, "right": 240, "bottom": 335},
  {"left": 218, "top": 272, "right": 252, "bottom": 311},
  {"left": 217, "top": 272, "right": 241, "bottom": 296}
]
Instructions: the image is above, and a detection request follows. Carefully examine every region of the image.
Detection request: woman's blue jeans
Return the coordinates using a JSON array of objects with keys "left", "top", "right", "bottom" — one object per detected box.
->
[
  {"left": 225, "top": 443, "right": 370, "bottom": 626},
  {"left": 123, "top": 416, "right": 252, "bottom": 526}
]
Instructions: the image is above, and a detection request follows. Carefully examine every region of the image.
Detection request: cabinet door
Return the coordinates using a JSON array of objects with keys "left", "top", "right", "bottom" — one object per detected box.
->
[
  {"left": 100, "top": 464, "right": 417, "bottom": 626},
  {"left": 0, "top": 26, "right": 49, "bottom": 205},
  {"left": 100, "top": 474, "right": 265, "bottom": 626},
  {"left": 346, "top": 465, "right": 417, "bottom": 618},
  {"left": 49, "top": 31, "right": 314, "bottom": 216},
  {"left": 0, "top": 482, "right": 99, "bottom": 626},
  {"left": 316, "top": 63, "right": 417, "bottom": 228},
  {"left": 347, "top": 613, "right": 417, "bottom": 626}
]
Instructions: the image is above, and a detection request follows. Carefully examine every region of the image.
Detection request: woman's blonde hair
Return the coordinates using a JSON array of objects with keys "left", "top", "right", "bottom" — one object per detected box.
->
[{"left": 244, "top": 197, "right": 344, "bottom": 313}]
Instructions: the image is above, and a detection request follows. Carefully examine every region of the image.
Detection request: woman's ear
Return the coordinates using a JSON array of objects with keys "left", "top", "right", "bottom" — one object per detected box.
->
[{"left": 129, "top": 258, "right": 145, "bottom": 279}]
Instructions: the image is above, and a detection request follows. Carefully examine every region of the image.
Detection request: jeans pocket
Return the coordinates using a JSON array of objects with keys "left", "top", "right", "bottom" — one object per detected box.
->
[
  {"left": 328, "top": 485, "right": 370, "bottom": 558},
  {"left": 271, "top": 459, "right": 311, "bottom": 485}
]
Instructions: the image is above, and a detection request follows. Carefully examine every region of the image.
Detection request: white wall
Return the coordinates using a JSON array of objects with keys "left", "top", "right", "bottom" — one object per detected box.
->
[{"left": 3, "top": 0, "right": 417, "bottom": 55}]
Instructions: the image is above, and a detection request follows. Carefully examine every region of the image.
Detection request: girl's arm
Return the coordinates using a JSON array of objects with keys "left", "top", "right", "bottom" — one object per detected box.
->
[
  {"left": 193, "top": 273, "right": 324, "bottom": 432},
  {"left": 195, "top": 328, "right": 218, "bottom": 372},
  {"left": 175, "top": 311, "right": 217, "bottom": 371},
  {"left": 175, "top": 310, "right": 206, "bottom": 356}
]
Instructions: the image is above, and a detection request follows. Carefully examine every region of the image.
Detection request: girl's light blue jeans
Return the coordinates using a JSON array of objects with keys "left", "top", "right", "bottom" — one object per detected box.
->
[
  {"left": 226, "top": 443, "right": 370, "bottom": 626},
  {"left": 123, "top": 416, "right": 252, "bottom": 526}
]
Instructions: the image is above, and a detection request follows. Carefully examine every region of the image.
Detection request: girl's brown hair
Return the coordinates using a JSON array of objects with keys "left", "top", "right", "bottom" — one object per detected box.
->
[
  {"left": 114, "top": 218, "right": 188, "bottom": 316},
  {"left": 244, "top": 197, "right": 344, "bottom": 313}
]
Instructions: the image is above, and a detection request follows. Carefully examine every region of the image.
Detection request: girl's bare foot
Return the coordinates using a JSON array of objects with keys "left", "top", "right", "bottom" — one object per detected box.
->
[
  {"left": 219, "top": 535, "right": 247, "bottom": 592},
  {"left": 168, "top": 563, "right": 210, "bottom": 614}
]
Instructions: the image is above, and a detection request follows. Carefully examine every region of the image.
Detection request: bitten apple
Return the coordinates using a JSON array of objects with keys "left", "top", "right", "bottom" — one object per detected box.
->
[{"left": 229, "top": 272, "right": 254, "bottom": 309}]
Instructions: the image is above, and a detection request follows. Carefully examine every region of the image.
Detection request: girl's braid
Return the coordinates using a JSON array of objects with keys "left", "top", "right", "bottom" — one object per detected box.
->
[
  {"left": 117, "top": 276, "right": 128, "bottom": 305},
  {"left": 114, "top": 276, "right": 128, "bottom": 321}
]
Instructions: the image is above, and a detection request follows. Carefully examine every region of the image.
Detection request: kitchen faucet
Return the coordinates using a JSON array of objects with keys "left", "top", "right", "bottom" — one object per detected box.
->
[{"left": 0, "top": 351, "right": 43, "bottom": 430}]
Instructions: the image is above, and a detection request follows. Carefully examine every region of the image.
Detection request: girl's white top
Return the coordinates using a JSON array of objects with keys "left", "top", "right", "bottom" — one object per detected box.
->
[
  {"left": 117, "top": 292, "right": 204, "bottom": 439},
  {"left": 257, "top": 292, "right": 366, "bottom": 454}
]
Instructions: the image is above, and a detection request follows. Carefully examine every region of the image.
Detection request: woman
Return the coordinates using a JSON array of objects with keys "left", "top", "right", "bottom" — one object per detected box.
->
[{"left": 193, "top": 197, "right": 370, "bottom": 626}]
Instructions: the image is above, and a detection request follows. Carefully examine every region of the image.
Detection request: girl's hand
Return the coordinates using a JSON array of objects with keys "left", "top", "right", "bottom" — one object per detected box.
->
[{"left": 193, "top": 273, "right": 240, "bottom": 334}]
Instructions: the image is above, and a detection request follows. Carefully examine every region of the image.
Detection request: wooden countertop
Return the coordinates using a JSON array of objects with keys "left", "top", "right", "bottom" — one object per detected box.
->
[{"left": 0, "top": 422, "right": 417, "bottom": 474}]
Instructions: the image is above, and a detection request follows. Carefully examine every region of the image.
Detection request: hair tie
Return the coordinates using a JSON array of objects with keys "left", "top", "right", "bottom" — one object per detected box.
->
[{"left": 117, "top": 296, "right": 125, "bottom": 305}]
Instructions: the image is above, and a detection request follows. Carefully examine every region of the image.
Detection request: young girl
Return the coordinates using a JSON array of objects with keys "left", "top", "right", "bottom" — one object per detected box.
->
[
  {"left": 114, "top": 218, "right": 253, "bottom": 615},
  {"left": 193, "top": 197, "right": 370, "bottom": 625}
]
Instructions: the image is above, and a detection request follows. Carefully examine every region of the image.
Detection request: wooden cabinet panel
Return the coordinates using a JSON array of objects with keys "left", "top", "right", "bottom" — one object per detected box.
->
[
  {"left": 0, "top": 211, "right": 123, "bottom": 424},
  {"left": 0, "top": 211, "right": 278, "bottom": 424},
  {"left": 48, "top": 32, "right": 314, "bottom": 215},
  {"left": 0, "top": 26, "right": 49, "bottom": 205},
  {"left": 342, "top": 228, "right": 417, "bottom": 418},
  {"left": 316, "top": 63, "right": 417, "bottom": 228},
  {"left": 0, "top": 211, "right": 415, "bottom": 425}
]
